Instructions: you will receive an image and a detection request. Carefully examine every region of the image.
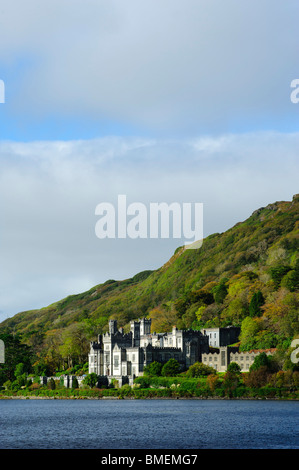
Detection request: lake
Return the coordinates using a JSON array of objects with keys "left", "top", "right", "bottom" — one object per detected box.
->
[{"left": 0, "top": 399, "right": 298, "bottom": 449}]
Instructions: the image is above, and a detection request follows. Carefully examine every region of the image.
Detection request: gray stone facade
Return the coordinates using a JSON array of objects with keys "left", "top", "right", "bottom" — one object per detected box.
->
[
  {"left": 38, "top": 375, "right": 86, "bottom": 388},
  {"left": 89, "top": 318, "right": 210, "bottom": 384},
  {"left": 201, "top": 326, "right": 240, "bottom": 348},
  {"left": 202, "top": 347, "right": 276, "bottom": 372}
]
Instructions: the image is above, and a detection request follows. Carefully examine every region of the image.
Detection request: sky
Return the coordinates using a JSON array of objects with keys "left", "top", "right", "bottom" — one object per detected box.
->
[{"left": 0, "top": 0, "right": 298, "bottom": 321}]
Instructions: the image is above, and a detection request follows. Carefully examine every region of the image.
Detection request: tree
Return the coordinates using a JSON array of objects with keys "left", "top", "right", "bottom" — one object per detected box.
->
[
  {"left": 186, "top": 362, "right": 216, "bottom": 377},
  {"left": 243, "top": 366, "right": 270, "bottom": 388},
  {"left": 0, "top": 332, "right": 32, "bottom": 385},
  {"left": 249, "top": 352, "right": 272, "bottom": 371},
  {"left": 161, "top": 359, "right": 181, "bottom": 377},
  {"left": 48, "top": 378, "right": 56, "bottom": 390},
  {"left": 239, "top": 316, "right": 260, "bottom": 351},
  {"left": 83, "top": 373, "right": 98, "bottom": 388},
  {"left": 269, "top": 265, "right": 291, "bottom": 289},
  {"left": 144, "top": 361, "right": 162, "bottom": 376},
  {"left": 249, "top": 291, "right": 264, "bottom": 317},
  {"left": 149, "top": 306, "right": 177, "bottom": 333},
  {"left": 72, "top": 377, "right": 79, "bottom": 389},
  {"left": 206, "top": 374, "right": 219, "bottom": 392},
  {"left": 227, "top": 362, "right": 241, "bottom": 374},
  {"left": 59, "top": 323, "right": 89, "bottom": 369},
  {"left": 14, "top": 363, "right": 26, "bottom": 378},
  {"left": 222, "top": 371, "right": 240, "bottom": 397},
  {"left": 281, "top": 260, "right": 299, "bottom": 292},
  {"left": 212, "top": 279, "right": 228, "bottom": 304}
]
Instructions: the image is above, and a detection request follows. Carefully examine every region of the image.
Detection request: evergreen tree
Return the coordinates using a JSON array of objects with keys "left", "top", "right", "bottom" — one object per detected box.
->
[
  {"left": 212, "top": 278, "right": 228, "bottom": 304},
  {"left": 161, "top": 359, "right": 181, "bottom": 377},
  {"left": 144, "top": 361, "right": 162, "bottom": 376},
  {"left": 249, "top": 291, "right": 265, "bottom": 317}
]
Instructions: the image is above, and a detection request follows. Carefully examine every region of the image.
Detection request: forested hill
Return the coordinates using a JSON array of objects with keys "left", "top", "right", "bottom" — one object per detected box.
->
[{"left": 1, "top": 194, "right": 298, "bottom": 371}]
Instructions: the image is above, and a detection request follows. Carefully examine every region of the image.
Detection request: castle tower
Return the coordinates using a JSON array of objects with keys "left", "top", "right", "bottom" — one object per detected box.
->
[
  {"left": 130, "top": 320, "right": 140, "bottom": 346},
  {"left": 140, "top": 318, "right": 151, "bottom": 336},
  {"left": 109, "top": 319, "right": 117, "bottom": 335}
]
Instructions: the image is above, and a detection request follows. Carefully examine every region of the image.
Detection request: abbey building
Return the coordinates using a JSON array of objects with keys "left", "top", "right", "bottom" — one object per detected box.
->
[{"left": 88, "top": 318, "right": 210, "bottom": 385}]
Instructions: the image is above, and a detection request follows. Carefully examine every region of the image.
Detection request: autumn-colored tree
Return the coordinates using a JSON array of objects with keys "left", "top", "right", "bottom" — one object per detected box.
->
[
  {"left": 149, "top": 306, "right": 177, "bottom": 333},
  {"left": 243, "top": 366, "right": 270, "bottom": 388},
  {"left": 222, "top": 370, "right": 240, "bottom": 397},
  {"left": 206, "top": 373, "right": 219, "bottom": 392}
]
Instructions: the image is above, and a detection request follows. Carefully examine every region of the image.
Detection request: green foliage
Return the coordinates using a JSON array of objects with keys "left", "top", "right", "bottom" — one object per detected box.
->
[
  {"left": 212, "top": 279, "right": 228, "bottom": 304},
  {"left": 227, "top": 362, "right": 241, "bottom": 374},
  {"left": 161, "top": 359, "right": 181, "bottom": 377},
  {"left": 281, "top": 260, "right": 299, "bottom": 292},
  {"left": 186, "top": 362, "right": 216, "bottom": 377},
  {"left": 239, "top": 317, "right": 260, "bottom": 350},
  {"left": 269, "top": 265, "right": 291, "bottom": 289},
  {"left": 223, "top": 371, "right": 240, "bottom": 397},
  {"left": 0, "top": 332, "right": 33, "bottom": 385},
  {"left": 249, "top": 291, "right": 265, "bottom": 317},
  {"left": 72, "top": 377, "right": 79, "bottom": 389},
  {"left": 249, "top": 352, "right": 273, "bottom": 372},
  {"left": 48, "top": 378, "right": 56, "bottom": 390},
  {"left": 143, "top": 361, "right": 163, "bottom": 376},
  {"left": 83, "top": 373, "right": 98, "bottom": 388},
  {"left": 0, "top": 196, "right": 299, "bottom": 376}
]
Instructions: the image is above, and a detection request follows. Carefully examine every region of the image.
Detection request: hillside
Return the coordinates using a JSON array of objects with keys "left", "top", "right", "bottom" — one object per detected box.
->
[{"left": 1, "top": 194, "right": 299, "bottom": 373}]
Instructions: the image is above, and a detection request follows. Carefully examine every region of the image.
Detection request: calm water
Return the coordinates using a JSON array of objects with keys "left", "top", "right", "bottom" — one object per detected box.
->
[{"left": 0, "top": 399, "right": 298, "bottom": 449}]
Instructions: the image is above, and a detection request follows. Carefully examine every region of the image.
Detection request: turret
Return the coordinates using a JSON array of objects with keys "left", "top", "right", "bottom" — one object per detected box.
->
[
  {"left": 140, "top": 318, "right": 151, "bottom": 336},
  {"left": 109, "top": 319, "right": 118, "bottom": 335}
]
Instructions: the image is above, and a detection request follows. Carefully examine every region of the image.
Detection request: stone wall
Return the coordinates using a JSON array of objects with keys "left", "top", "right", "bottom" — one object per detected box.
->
[
  {"left": 39, "top": 375, "right": 86, "bottom": 388},
  {"left": 202, "top": 347, "right": 276, "bottom": 372}
]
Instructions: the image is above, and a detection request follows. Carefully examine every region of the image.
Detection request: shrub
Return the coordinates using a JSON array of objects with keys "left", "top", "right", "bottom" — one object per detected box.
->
[
  {"left": 186, "top": 362, "right": 216, "bottom": 377},
  {"left": 83, "top": 373, "right": 98, "bottom": 388},
  {"left": 144, "top": 361, "right": 163, "bottom": 376},
  {"left": 119, "top": 384, "right": 132, "bottom": 396},
  {"left": 134, "top": 376, "right": 151, "bottom": 388},
  {"left": 227, "top": 362, "right": 241, "bottom": 374},
  {"left": 206, "top": 374, "right": 219, "bottom": 392},
  {"left": 161, "top": 359, "right": 181, "bottom": 377}
]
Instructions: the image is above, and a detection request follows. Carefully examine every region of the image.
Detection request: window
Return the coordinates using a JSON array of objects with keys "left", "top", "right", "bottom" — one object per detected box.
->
[{"left": 221, "top": 350, "right": 226, "bottom": 366}]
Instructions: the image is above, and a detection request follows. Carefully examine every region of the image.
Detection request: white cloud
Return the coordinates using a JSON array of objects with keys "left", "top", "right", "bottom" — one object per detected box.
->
[
  {"left": 1, "top": 0, "right": 298, "bottom": 133},
  {"left": 0, "top": 131, "right": 298, "bottom": 320}
]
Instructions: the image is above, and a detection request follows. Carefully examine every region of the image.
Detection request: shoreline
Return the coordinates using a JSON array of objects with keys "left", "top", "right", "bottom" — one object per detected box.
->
[{"left": 1, "top": 395, "right": 298, "bottom": 401}]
